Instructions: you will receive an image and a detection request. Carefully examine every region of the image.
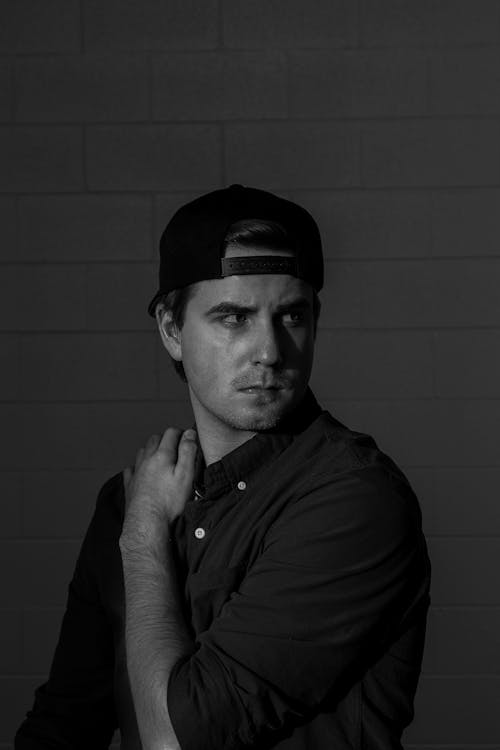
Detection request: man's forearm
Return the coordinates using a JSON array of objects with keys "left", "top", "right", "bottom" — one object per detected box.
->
[{"left": 120, "top": 531, "right": 193, "bottom": 750}]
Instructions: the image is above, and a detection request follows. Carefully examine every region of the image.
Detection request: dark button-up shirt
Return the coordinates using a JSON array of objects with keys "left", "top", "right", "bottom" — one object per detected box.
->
[{"left": 16, "top": 389, "right": 431, "bottom": 749}]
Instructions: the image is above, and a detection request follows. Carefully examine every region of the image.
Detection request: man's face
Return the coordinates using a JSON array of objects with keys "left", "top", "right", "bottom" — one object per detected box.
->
[{"left": 174, "top": 248, "right": 316, "bottom": 435}]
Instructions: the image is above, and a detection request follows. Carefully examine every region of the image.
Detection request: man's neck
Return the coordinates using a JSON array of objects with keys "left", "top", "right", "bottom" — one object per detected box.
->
[
  {"left": 188, "top": 392, "right": 255, "bottom": 466},
  {"left": 198, "top": 426, "right": 255, "bottom": 467}
]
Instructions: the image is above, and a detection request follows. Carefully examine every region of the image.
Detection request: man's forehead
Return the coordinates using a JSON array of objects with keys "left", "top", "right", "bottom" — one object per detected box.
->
[{"left": 190, "top": 271, "right": 313, "bottom": 309}]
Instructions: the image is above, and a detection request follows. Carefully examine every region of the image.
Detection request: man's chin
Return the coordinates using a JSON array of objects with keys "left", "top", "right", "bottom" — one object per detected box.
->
[
  {"left": 229, "top": 391, "right": 297, "bottom": 431},
  {"left": 235, "top": 413, "right": 282, "bottom": 431}
]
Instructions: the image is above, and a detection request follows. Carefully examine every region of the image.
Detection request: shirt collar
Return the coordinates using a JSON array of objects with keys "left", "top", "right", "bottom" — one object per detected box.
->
[{"left": 193, "top": 388, "right": 322, "bottom": 502}]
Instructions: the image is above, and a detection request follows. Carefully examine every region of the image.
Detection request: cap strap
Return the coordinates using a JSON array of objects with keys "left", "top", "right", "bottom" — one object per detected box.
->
[{"left": 221, "top": 255, "right": 298, "bottom": 278}]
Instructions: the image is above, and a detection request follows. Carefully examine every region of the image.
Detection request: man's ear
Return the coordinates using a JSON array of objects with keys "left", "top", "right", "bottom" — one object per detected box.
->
[{"left": 156, "top": 306, "right": 182, "bottom": 362}]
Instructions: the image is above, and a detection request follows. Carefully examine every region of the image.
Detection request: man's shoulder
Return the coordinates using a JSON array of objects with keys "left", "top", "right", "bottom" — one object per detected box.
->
[
  {"left": 292, "top": 409, "right": 420, "bottom": 520},
  {"left": 305, "top": 410, "right": 407, "bottom": 481},
  {"left": 278, "top": 411, "right": 424, "bottom": 542}
]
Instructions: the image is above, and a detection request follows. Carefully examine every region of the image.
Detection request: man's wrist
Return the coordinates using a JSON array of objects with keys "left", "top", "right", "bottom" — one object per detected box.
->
[{"left": 120, "top": 517, "right": 174, "bottom": 557}]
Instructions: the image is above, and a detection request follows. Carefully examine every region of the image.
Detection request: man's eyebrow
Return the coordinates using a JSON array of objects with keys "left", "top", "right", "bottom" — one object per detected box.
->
[
  {"left": 204, "top": 302, "right": 257, "bottom": 316},
  {"left": 204, "top": 297, "right": 311, "bottom": 317}
]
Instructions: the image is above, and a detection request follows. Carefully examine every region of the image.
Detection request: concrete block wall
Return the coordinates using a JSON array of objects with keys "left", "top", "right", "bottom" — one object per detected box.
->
[{"left": 1, "top": 0, "right": 499, "bottom": 747}]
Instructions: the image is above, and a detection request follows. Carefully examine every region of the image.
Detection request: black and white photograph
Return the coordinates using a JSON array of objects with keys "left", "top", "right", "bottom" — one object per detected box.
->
[{"left": 1, "top": 1, "right": 499, "bottom": 748}]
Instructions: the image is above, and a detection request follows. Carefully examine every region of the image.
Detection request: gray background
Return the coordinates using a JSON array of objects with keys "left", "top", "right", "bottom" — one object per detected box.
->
[{"left": 1, "top": 0, "right": 500, "bottom": 747}]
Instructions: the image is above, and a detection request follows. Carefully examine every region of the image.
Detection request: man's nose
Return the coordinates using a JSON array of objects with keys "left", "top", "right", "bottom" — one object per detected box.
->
[{"left": 251, "top": 320, "right": 283, "bottom": 367}]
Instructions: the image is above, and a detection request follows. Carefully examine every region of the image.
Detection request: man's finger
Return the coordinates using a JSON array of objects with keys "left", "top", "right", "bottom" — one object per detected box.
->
[
  {"left": 144, "top": 434, "right": 161, "bottom": 454},
  {"left": 175, "top": 430, "right": 198, "bottom": 476},
  {"left": 158, "top": 427, "right": 183, "bottom": 463}
]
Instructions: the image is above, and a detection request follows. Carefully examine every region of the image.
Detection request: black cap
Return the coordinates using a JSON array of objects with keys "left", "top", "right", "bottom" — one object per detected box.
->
[{"left": 148, "top": 184, "right": 323, "bottom": 317}]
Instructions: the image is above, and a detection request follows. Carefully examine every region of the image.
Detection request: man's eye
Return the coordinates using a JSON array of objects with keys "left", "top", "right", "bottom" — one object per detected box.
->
[
  {"left": 221, "top": 313, "right": 247, "bottom": 327},
  {"left": 283, "top": 311, "right": 304, "bottom": 325}
]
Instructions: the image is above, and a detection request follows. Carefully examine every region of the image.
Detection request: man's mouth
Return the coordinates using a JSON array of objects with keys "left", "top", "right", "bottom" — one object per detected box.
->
[
  {"left": 239, "top": 384, "right": 283, "bottom": 391},
  {"left": 237, "top": 385, "right": 290, "bottom": 400}
]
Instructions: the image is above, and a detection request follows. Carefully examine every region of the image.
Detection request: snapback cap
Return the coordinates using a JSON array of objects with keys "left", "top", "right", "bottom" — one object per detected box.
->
[{"left": 147, "top": 184, "right": 323, "bottom": 317}]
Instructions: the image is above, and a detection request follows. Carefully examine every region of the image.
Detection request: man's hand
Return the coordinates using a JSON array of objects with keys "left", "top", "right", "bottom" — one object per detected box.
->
[{"left": 121, "top": 427, "right": 198, "bottom": 548}]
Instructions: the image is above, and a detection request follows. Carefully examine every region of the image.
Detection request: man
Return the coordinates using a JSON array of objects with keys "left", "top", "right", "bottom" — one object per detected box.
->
[{"left": 16, "top": 184, "right": 431, "bottom": 749}]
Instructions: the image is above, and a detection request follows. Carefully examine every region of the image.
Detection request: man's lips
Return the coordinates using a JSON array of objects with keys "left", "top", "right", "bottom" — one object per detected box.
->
[
  {"left": 237, "top": 383, "right": 288, "bottom": 392},
  {"left": 234, "top": 375, "right": 292, "bottom": 391}
]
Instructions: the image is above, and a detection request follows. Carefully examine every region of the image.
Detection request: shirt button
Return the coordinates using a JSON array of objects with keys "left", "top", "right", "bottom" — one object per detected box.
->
[
  {"left": 237, "top": 481, "right": 246, "bottom": 491},
  {"left": 194, "top": 527, "right": 205, "bottom": 540}
]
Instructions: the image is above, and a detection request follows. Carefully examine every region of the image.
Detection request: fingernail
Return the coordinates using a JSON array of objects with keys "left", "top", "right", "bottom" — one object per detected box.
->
[{"left": 184, "top": 429, "right": 197, "bottom": 440}]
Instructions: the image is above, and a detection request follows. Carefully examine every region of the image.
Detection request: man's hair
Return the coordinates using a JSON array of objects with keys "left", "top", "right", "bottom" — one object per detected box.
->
[{"left": 156, "top": 219, "right": 321, "bottom": 382}]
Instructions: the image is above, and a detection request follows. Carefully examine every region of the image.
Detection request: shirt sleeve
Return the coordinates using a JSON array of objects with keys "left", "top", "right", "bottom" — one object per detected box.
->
[
  {"left": 15, "top": 477, "right": 120, "bottom": 750},
  {"left": 167, "top": 465, "right": 431, "bottom": 750}
]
